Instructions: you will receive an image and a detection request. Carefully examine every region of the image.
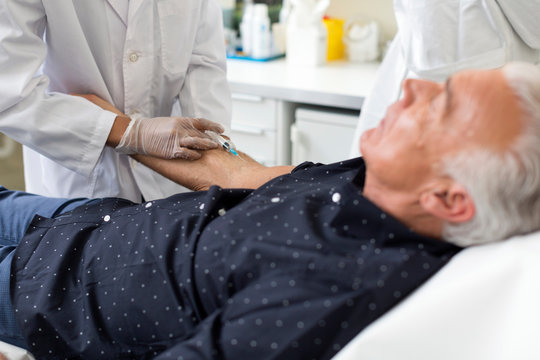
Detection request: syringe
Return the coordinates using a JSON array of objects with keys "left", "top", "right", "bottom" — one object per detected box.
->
[{"left": 206, "top": 131, "right": 239, "bottom": 156}]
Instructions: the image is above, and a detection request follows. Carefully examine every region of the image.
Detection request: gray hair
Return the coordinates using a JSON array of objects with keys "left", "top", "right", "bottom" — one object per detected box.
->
[{"left": 442, "top": 62, "right": 540, "bottom": 247}]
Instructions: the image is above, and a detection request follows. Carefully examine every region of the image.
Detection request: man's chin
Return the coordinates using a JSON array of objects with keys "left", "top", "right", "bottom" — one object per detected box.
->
[{"left": 359, "top": 129, "right": 376, "bottom": 156}]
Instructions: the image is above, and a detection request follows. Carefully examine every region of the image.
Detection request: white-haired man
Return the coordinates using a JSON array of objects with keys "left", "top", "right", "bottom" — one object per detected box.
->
[{"left": 0, "top": 63, "right": 539, "bottom": 359}]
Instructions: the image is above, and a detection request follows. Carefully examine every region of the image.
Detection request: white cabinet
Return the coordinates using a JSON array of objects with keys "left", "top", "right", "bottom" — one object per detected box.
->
[
  {"left": 226, "top": 59, "right": 379, "bottom": 166},
  {"left": 230, "top": 96, "right": 361, "bottom": 166},
  {"left": 291, "top": 107, "right": 359, "bottom": 165},
  {"left": 230, "top": 93, "right": 292, "bottom": 166}
]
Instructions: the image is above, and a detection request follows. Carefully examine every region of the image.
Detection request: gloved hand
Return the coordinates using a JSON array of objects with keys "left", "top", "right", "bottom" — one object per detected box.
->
[{"left": 115, "top": 116, "right": 225, "bottom": 160}]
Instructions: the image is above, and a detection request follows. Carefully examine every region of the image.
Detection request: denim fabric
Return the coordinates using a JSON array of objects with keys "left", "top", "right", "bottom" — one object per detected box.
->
[{"left": 0, "top": 186, "right": 94, "bottom": 348}]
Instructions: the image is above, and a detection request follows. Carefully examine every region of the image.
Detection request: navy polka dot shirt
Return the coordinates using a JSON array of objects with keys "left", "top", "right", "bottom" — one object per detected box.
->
[{"left": 11, "top": 158, "right": 460, "bottom": 359}]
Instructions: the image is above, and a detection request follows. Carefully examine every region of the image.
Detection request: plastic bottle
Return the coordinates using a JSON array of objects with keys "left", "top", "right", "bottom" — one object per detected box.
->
[
  {"left": 272, "top": 0, "right": 291, "bottom": 54},
  {"left": 279, "top": 0, "right": 292, "bottom": 24},
  {"left": 240, "top": 2, "right": 254, "bottom": 56},
  {"left": 251, "top": 4, "right": 272, "bottom": 59}
]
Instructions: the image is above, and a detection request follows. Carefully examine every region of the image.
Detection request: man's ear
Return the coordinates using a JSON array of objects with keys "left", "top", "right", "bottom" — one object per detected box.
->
[{"left": 420, "top": 183, "right": 475, "bottom": 223}]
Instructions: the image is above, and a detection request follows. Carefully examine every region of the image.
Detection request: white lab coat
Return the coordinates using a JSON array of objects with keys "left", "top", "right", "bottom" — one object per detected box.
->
[
  {"left": 0, "top": 0, "right": 231, "bottom": 202},
  {"left": 350, "top": 0, "right": 540, "bottom": 157}
]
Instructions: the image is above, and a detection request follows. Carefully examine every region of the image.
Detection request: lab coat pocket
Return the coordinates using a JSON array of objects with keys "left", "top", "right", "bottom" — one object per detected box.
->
[
  {"left": 156, "top": 0, "right": 199, "bottom": 75},
  {"left": 395, "top": 0, "right": 507, "bottom": 79}
]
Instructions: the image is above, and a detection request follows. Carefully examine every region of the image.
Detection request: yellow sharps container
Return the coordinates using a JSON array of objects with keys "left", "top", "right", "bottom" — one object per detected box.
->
[{"left": 323, "top": 17, "right": 345, "bottom": 61}]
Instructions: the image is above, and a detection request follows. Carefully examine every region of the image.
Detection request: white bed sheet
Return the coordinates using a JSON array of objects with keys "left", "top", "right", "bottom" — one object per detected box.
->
[
  {"left": 333, "top": 232, "right": 540, "bottom": 360},
  {"left": 0, "top": 340, "right": 33, "bottom": 360}
]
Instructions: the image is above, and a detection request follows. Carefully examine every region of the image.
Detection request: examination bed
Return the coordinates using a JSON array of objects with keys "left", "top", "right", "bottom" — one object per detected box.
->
[{"left": 1, "top": 231, "right": 539, "bottom": 359}]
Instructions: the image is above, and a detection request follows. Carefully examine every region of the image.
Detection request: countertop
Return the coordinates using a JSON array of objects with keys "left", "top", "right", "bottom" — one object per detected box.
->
[{"left": 226, "top": 58, "right": 380, "bottom": 110}]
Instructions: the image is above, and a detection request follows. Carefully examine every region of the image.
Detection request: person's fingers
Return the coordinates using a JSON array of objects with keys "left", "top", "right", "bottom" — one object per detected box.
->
[
  {"left": 178, "top": 136, "right": 219, "bottom": 150},
  {"left": 190, "top": 118, "right": 225, "bottom": 133},
  {"left": 172, "top": 147, "right": 203, "bottom": 160}
]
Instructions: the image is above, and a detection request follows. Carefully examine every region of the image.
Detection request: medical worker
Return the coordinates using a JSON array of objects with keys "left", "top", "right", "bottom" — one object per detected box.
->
[
  {"left": 0, "top": 0, "right": 232, "bottom": 202},
  {"left": 350, "top": 0, "right": 540, "bottom": 156}
]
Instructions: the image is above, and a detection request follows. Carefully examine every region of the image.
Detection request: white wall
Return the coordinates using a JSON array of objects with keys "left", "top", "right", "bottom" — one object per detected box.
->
[
  {"left": 216, "top": 1, "right": 397, "bottom": 42},
  {"left": 326, "top": 0, "right": 397, "bottom": 42}
]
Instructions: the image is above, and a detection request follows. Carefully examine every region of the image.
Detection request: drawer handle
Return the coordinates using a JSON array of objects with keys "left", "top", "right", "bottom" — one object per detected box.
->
[
  {"left": 231, "top": 124, "right": 265, "bottom": 135},
  {"left": 231, "top": 93, "right": 264, "bottom": 102}
]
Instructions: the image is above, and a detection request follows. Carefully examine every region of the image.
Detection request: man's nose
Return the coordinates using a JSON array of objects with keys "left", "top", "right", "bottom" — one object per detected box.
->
[
  {"left": 400, "top": 79, "right": 416, "bottom": 107},
  {"left": 402, "top": 78, "right": 440, "bottom": 106}
]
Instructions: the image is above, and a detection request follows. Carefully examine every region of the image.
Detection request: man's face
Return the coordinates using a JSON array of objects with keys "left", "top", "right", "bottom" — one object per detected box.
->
[{"left": 360, "top": 68, "right": 523, "bottom": 192}]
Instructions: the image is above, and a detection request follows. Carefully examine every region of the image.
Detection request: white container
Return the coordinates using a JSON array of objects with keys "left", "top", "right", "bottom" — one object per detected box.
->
[
  {"left": 285, "top": 0, "right": 329, "bottom": 67},
  {"left": 344, "top": 20, "right": 380, "bottom": 62},
  {"left": 272, "top": 22, "right": 287, "bottom": 54},
  {"left": 240, "top": 3, "right": 254, "bottom": 56},
  {"left": 286, "top": 21, "right": 327, "bottom": 67},
  {"left": 251, "top": 4, "right": 272, "bottom": 59}
]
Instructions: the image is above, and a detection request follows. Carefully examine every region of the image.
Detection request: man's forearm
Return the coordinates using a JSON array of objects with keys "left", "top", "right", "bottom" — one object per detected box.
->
[
  {"left": 133, "top": 150, "right": 293, "bottom": 191},
  {"left": 72, "top": 93, "right": 293, "bottom": 190}
]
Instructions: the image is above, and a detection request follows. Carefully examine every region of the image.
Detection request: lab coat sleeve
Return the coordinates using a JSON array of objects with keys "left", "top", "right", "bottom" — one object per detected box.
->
[
  {"left": 178, "top": 0, "right": 232, "bottom": 131},
  {"left": 495, "top": 0, "right": 540, "bottom": 49},
  {"left": 0, "top": 0, "right": 117, "bottom": 177}
]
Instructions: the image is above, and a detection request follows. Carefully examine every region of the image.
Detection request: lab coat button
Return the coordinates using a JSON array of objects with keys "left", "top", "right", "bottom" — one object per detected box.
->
[
  {"left": 103, "top": 215, "right": 111, "bottom": 222},
  {"left": 332, "top": 193, "right": 341, "bottom": 203},
  {"left": 128, "top": 52, "right": 139, "bottom": 62}
]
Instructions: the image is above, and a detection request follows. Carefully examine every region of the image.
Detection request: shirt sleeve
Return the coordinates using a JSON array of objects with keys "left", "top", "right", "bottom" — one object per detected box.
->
[
  {"left": 0, "top": 0, "right": 117, "bottom": 176},
  {"left": 178, "top": 0, "right": 232, "bottom": 131}
]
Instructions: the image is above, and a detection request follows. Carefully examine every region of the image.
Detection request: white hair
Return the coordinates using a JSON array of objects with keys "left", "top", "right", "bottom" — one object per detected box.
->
[{"left": 442, "top": 62, "right": 540, "bottom": 247}]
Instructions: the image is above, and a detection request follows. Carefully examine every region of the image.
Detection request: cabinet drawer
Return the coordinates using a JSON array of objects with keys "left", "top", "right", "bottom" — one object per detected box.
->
[
  {"left": 230, "top": 128, "right": 277, "bottom": 166},
  {"left": 292, "top": 107, "right": 359, "bottom": 165},
  {"left": 231, "top": 93, "right": 278, "bottom": 130}
]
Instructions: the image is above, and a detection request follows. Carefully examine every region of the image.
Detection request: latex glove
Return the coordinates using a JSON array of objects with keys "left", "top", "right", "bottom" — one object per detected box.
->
[{"left": 116, "top": 116, "right": 225, "bottom": 160}]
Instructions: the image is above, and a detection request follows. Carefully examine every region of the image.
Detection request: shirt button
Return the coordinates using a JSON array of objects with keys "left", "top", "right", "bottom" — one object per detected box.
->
[
  {"left": 332, "top": 193, "right": 341, "bottom": 203},
  {"left": 103, "top": 215, "right": 111, "bottom": 222},
  {"left": 271, "top": 197, "right": 280, "bottom": 203},
  {"left": 128, "top": 52, "right": 139, "bottom": 62},
  {"left": 145, "top": 202, "right": 153, "bottom": 208},
  {"left": 218, "top": 208, "right": 227, "bottom": 216}
]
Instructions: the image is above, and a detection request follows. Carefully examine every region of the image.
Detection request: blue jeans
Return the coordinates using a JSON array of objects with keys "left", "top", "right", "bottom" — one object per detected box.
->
[{"left": 0, "top": 186, "right": 95, "bottom": 348}]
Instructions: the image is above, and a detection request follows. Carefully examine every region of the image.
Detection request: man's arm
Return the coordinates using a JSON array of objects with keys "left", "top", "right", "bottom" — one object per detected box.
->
[
  {"left": 76, "top": 93, "right": 293, "bottom": 190},
  {"left": 134, "top": 151, "right": 293, "bottom": 191}
]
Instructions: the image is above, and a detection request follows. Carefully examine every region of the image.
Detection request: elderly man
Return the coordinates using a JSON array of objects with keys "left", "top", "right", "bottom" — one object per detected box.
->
[{"left": 1, "top": 63, "right": 539, "bottom": 359}]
